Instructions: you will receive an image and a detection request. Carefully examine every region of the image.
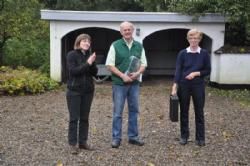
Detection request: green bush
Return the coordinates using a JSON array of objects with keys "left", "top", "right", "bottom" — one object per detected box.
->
[
  {"left": 0, "top": 66, "right": 59, "bottom": 95},
  {"left": 3, "top": 38, "right": 50, "bottom": 74}
]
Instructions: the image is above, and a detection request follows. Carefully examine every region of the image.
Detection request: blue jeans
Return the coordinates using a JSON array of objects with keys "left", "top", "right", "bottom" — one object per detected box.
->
[{"left": 112, "top": 84, "right": 140, "bottom": 142}]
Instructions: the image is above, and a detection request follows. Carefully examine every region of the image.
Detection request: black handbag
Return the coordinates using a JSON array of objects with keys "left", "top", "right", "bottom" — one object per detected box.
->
[{"left": 169, "top": 95, "right": 179, "bottom": 122}]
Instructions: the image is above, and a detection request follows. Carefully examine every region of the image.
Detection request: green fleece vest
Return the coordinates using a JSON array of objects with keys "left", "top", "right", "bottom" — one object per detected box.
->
[{"left": 112, "top": 39, "right": 143, "bottom": 85}]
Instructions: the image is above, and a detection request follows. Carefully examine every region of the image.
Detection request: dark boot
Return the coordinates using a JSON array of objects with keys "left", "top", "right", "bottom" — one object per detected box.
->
[{"left": 79, "top": 142, "right": 93, "bottom": 150}]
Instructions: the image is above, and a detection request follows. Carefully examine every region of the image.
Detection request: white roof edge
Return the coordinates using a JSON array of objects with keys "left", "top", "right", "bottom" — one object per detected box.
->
[{"left": 40, "top": 10, "right": 225, "bottom": 23}]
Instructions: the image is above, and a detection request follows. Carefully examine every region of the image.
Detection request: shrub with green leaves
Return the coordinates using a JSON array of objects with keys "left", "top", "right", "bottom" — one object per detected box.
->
[
  {"left": 3, "top": 38, "right": 50, "bottom": 74},
  {"left": 0, "top": 66, "right": 59, "bottom": 95}
]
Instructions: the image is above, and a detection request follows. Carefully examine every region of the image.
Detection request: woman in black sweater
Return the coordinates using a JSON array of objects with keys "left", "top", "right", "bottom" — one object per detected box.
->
[
  {"left": 171, "top": 29, "right": 211, "bottom": 146},
  {"left": 66, "top": 34, "right": 98, "bottom": 152}
]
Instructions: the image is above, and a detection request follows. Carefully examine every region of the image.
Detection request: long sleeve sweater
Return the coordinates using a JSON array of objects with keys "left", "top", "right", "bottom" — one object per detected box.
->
[{"left": 174, "top": 48, "right": 211, "bottom": 84}]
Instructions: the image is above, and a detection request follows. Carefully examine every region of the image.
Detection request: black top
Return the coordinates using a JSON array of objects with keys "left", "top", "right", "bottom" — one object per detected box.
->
[{"left": 66, "top": 49, "right": 98, "bottom": 94}]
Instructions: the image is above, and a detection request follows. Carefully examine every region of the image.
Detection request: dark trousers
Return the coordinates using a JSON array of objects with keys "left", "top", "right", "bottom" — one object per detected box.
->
[
  {"left": 66, "top": 90, "right": 94, "bottom": 145},
  {"left": 178, "top": 83, "right": 205, "bottom": 141}
]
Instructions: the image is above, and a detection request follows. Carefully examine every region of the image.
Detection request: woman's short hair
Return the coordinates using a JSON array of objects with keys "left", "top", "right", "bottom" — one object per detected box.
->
[
  {"left": 74, "top": 33, "right": 91, "bottom": 50},
  {"left": 187, "top": 29, "right": 203, "bottom": 40}
]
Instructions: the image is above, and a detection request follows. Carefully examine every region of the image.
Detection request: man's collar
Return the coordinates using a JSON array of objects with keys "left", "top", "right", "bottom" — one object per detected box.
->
[
  {"left": 186, "top": 47, "right": 201, "bottom": 53},
  {"left": 123, "top": 38, "right": 133, "bottom": 45}
]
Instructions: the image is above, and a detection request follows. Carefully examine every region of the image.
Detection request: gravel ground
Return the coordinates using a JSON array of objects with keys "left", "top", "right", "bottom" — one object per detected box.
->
[{"left": 0, "top": 78, "right": 249, "bottom": 166}]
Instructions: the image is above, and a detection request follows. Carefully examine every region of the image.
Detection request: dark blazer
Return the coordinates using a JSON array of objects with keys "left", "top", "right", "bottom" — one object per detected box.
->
[{"left": 66, "top": 49, "right": 98, "bottom": 93}]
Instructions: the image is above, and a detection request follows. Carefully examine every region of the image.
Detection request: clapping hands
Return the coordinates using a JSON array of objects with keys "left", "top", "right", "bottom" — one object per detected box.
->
[{"left": 87, "top": 52, "right": 96, "bottom": 65}]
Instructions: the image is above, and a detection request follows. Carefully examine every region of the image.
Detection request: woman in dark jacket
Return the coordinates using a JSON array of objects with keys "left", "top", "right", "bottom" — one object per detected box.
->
[
  {"left": 66, "top": 33, "right": 98, "bottom": 152},
  {"left": 171, "top": 29, "right": 211, "bottom": 147}
]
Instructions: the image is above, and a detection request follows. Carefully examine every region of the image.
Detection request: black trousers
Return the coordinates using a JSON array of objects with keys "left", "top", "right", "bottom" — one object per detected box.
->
[
  {"left": 178, "top": 82, "right": 205, "bottom": 141},
  {"left": 66, "top": 90, "right": 94, "bottom": 145}
]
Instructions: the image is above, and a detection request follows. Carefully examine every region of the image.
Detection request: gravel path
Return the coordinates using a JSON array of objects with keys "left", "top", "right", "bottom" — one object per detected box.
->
[{"left": 0, "top": 79, "right": 249, "bottom": 166}]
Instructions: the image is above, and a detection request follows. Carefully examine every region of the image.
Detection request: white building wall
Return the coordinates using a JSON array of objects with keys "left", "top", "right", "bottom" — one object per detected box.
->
[
  {"left": 50, "top": 21, "right": 62, "bottom": 81},
  {"left": 217, "top": 54, "right": 250, "bottom": 84},
  {"left": 43, "top": 10, "right": 225, "bottom": 82},
  {"left": 50, "top": 21, "right": 225, "bottom": 82}
]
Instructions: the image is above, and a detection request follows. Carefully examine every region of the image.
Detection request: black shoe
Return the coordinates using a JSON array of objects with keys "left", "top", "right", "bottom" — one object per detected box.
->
[
  {"left": 79, "top": 143, "right": 93, "bottom": 150},
  {"left": 128, "top": 139, "right": 144, "bottom": 146},
  {"left": 195, "top": 140, "right": 205, "bottom": 147},
  {"left": 179, "top": 138, "right": 188, "bottom": 145},
  {"left": 69, "top": 145, "right": 79, "bottom": 155},
  {"left": 111, "top": 140, "right": 120, "bottom": 148}
]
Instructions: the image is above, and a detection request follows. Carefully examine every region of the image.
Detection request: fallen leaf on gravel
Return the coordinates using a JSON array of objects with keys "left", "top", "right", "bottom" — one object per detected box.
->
[
  {"left": 192, "top": 150, "right": 200, "bottom": 156},
  {"left": 157, "top": 114, "right": 164, "bottom": 119},
  {"left": 222, "top": 131, "right": 233, "bottom": 141},
  {"left": 96, "top": 156, "right": 103, "bottom": 160},
  {"left": 92, "top": 126, "right": 97, "bottom": 134},
  {"left": 147, "top": 162, "right": 155, "bottom": 166},
  {"left": 56, "top": 160, "right": 63, "bottom": 166},
  {"left": 168, "top": 145, "right": 175, "bottom": 150}
]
